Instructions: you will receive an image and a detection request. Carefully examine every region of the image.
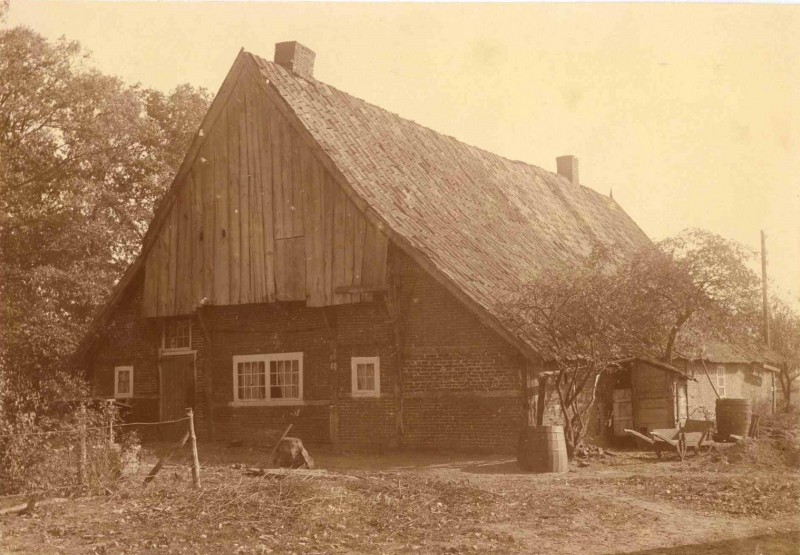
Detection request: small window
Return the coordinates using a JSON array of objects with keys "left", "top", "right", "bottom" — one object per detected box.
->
[
  {"left": 163, "top": 318, "right": 191, "bottom": 351},
  {"left": 233, "top": 353, "right": 303, "bottom": 405},
  {"left": 115, "top": 366, "right": 133, "bottom": 399},
  {"left": 716, "top": 365, "right": 727, "bottom": 398},
  {"left": 351, "top": 356, "right": 380, "bottom": 398}
]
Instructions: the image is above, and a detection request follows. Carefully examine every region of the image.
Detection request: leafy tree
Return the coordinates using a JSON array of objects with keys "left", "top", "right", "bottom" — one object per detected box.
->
[
  {"left": 501, "top": 247, "right": 649, "bottom": 456},
  {"left": 0, "top": 26, "right": 210, "bottom": 417},
  {"left": 625, "top": 229, "right": 761, "bottom": 363},
  {"left": 502, "top": 230, "right": 763, "bottom": 456}
]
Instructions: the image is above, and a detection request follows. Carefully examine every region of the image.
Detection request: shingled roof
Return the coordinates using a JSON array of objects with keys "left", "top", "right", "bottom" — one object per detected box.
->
[
  {"left": 678, "top": 341, "right": 785, "bottom": 369},
  {"left": 247, "top": 51, "right": 650, "bottom": 346}
]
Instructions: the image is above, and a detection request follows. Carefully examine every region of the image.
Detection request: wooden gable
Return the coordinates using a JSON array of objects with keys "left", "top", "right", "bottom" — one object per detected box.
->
[{"left": 141, "top": 59, "right": 388, "bottom": 318}]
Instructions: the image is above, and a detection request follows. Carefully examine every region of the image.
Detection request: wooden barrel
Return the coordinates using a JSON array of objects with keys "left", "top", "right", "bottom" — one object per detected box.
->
[
  {"left": 716, "top": 398, "right": 751, "bottom": 440},
  {"left": 517, "top": 425, "right": 569, "bottom": 473}
]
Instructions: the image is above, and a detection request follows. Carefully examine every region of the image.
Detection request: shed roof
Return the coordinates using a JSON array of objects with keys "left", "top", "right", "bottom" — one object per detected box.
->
[{"left": 678, "top": 341, "right": 785, "bottom": 368}]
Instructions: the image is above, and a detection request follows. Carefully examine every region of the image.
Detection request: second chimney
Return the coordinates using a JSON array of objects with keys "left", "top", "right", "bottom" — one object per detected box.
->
[
  {"left": 274, "top": 41, "right": 315, "bottom": 79},
  {"left": 556, "top": 155, "right": 579, "bottom": 186}
]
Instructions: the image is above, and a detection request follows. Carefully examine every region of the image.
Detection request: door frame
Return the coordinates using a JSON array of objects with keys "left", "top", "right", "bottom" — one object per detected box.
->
[{"left": 158, "top": 350, "right": 198, "bottom": 422}]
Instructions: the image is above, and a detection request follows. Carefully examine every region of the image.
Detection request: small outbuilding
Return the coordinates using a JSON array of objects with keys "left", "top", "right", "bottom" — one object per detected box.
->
[{"left": 678, "top": 342, "right": 782, "bottom": 420}]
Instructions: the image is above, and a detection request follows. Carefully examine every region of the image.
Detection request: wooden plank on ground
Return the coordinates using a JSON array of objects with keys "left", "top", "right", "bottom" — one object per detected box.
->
[
  {"left": 214, "top": 112, "right": 231, "bottom": 305},
  {"left": 226, "top": 100, "right": 241, "bottom": 304},
  {"left": 258, "top": 92, "right": 275, "bottom": 301}
]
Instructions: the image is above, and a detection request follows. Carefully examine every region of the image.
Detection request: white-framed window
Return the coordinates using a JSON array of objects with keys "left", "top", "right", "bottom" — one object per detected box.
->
[
  {"left": 232, "top": 353, "right": 303, "bottom": 405},
  {"left": 351, "top": 356, "right": 380, "bottom": 398},
  {"left": 114, "top": 366, "right": 134, "bottom": 399},
  {"left": 163, "top": 318, "right": 191, "bottom": 351},
  {"left": 716, "top": 365, "right": 727, "bottom": 398}
]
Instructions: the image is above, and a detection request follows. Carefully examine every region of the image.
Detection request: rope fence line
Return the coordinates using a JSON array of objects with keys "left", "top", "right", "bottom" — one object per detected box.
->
[
  {"left": 1, "top": 409, "right": 201, "bottom": 509},
  {"left": 6, "top": 417, "right": 191, "bottom": 438}
]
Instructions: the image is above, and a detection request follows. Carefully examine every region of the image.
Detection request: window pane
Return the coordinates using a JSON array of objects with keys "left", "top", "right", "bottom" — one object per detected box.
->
[
  {"left": 356, "top": 363, "right": 375, "bottom": 392},
  {"left": 118, "top": 370, "right": 130, "bottom": 394},
  {"left": 269, "top": 357, "right": 300, "bottom": 399},
  {"left": 165, "top": 319, "right": 191, "bottom": 349},
  {"left": 238, "top": 360, "right": 267, "bottom": 400}
]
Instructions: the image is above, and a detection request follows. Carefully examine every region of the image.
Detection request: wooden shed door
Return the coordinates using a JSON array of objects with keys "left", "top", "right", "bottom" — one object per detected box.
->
[
  {"left": 160, "top": 354, "right": 195, "bottom": 439},
  {"left": 632, "top": 364, "right": 674, "bottom": 431},
  {"left": 612, "top": 389, "right": 633, "bottom": 436}
]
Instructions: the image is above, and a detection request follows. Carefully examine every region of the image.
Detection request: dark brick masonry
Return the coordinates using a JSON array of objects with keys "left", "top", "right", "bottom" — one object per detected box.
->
[{"left": 89, "top": 249, "right": 526, "bottom": 452}]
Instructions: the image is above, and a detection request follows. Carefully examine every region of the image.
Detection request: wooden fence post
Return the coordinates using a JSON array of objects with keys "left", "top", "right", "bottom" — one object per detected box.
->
[
  {"left": 187, "top": 408, "right": 201, "bottom": 488},
  {"left": 106, "top": 399, "right": 114, "bottom": 445},
  {"left": 76, "top": 404, "right": 87, "bottom": 487}
]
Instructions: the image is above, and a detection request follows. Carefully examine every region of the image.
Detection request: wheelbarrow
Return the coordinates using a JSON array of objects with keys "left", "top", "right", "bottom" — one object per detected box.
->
[{"left": 625, "top": 419, "right": 714, "bottom": 461}]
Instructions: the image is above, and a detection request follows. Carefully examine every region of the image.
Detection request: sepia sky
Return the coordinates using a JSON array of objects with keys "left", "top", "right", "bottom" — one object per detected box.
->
[{"left": 8, "top": 1, "right": 800, "bottom": 305}]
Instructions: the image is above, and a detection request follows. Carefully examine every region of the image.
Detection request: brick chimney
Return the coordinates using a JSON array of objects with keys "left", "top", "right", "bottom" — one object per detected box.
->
[
  {"left": 556, "top": 155, "right": 579, "bottom": 186},
  {"left": 274, "top": 41, "right": 315, "bottom": 79}
]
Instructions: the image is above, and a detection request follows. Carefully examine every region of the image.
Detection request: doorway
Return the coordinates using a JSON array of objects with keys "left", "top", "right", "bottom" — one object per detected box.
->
[{"left": 159, "top": 354, "right": 196, "bottom": 440}]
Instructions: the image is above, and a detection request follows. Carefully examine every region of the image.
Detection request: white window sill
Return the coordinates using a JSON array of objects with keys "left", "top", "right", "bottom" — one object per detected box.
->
[
  {"left": 230, "top": 399, "right": 304, "bottom": 407},
  {"left": 351, "top": 392, "right": 381, "bottom": 399},
  {"left": 160, "top": 348, "right": 195, "bottom": 356}
]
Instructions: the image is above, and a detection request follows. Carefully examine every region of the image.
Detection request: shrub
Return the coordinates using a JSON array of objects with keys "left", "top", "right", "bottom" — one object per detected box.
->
[{"left": 0, "top": 397, "right": 140, "bottom": 496}]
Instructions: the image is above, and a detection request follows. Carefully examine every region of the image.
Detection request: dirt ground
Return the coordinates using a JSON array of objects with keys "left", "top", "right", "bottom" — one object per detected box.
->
[{"left": 0, "top": 441, "right": 798, "bottom": 554}]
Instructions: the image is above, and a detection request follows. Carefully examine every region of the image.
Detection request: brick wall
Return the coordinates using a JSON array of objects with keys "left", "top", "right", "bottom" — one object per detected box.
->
[
  {"left": 393, "top": 248, "right": 524, "bottom": 451},
  {"left": 87, "top": 247, "right": 529, "bottom": 452},
  {"left": 89, "top": 274, "right": 162, "bottom": 425},
  {"left": 686, "top": 361, "right": 776, "bottom": 420}
]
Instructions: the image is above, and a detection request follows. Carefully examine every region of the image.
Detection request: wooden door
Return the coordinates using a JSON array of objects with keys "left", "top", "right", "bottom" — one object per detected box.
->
[
  {"left": 612, "top": 389, "right": 633, "bottom": 437},
  {"left": 160, "top": 354, "right": 195, "bottom": 440},
  {"left": 632, "top": 363, "right": 674, "bottom": 431}
]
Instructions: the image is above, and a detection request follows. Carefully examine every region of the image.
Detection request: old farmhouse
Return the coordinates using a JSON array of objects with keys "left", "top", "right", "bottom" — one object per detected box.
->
[{"left": 76, "top": 42, "right": 655, "bottom": 451}]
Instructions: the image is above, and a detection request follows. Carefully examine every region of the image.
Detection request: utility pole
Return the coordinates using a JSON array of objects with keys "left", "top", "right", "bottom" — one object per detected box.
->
[{"left": 761, "top": 230, "right": 771, "bottom": 348}]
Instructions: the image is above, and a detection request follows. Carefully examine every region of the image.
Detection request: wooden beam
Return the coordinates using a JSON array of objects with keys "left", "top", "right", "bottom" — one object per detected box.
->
[
  {"left": 334, "top": 285, "right": 388, "bottom": 295},
  {"left": 196, "top": 307, "right": 215, "bottom": 441}
]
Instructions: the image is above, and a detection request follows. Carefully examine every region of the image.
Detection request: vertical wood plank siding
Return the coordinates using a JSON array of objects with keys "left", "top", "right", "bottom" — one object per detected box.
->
[{"left": 141, "top": 70, "right": 387, "bottom": 317}]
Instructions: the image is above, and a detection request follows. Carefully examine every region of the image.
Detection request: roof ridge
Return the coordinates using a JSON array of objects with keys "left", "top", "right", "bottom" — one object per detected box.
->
[{"left": 246, "top": 50, "right": 599, "bottom": 193}]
